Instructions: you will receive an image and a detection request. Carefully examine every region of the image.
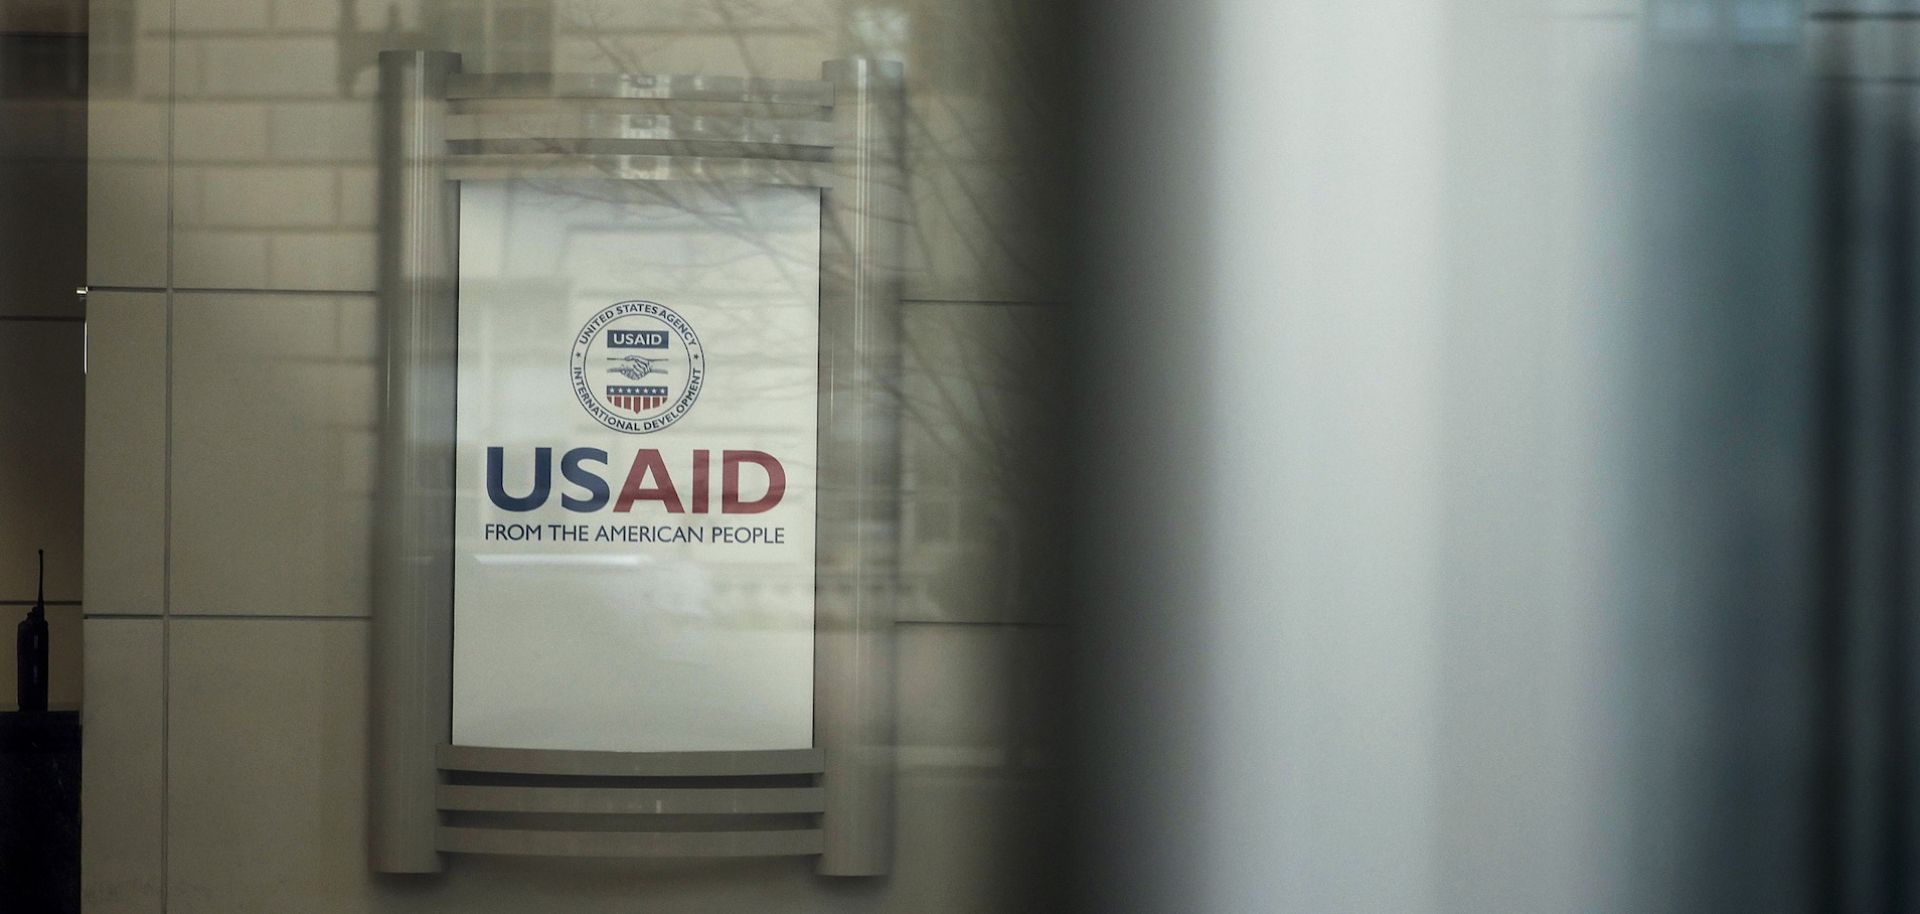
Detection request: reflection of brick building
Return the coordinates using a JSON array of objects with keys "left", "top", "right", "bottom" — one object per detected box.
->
[
  {"left": 420, "top": 0, "right": 552, "bottom": 75},
  {"left": 76, "top": 0, "right": 1071, "bottom": 906},
  {"left": 83, "top": 1, "right": 132, "bottom": 94},
  {"left": 98, "top": 0, "right": 1066, "bottom": 705}
]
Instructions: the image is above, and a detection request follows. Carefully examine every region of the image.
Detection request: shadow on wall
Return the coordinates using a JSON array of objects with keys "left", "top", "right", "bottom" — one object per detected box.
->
[{"left": 0, "top": 15, "right": 87, "bottom": 712}]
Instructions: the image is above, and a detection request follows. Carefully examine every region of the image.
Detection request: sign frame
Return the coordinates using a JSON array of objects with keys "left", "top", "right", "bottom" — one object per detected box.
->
[{"left": 368, "top": 50, "right": 903, "bottom": 876}]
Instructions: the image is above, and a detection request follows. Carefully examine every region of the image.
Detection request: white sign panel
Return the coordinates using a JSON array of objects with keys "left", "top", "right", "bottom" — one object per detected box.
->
[{"left": 452, "top": 179, "right": 819, "bottom": 753}]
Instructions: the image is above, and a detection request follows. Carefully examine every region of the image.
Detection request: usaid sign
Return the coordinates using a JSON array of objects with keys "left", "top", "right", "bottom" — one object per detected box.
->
[{"left": 451, "top": 180, "right": 819, "bottom": 753}]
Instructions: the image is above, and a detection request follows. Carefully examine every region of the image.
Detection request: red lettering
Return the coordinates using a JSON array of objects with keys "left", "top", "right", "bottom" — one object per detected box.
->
[
  {"left": 722, "top": 450, "right": 786, "bottom": 514},
  {"left": 691, "top": 449, "right": 710, "bottom": 514},
  {"left": 613, "top": 449, "right": 685, "bottom": 513}
]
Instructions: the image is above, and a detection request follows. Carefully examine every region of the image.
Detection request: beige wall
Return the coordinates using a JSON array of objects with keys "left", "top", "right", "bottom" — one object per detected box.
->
[{"left": 82, "top": 0, "right": 1066, "bottom": 910}]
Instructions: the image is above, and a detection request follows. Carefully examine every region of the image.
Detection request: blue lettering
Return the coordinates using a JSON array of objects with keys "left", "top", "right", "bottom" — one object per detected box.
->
[
  {"left": 486, "top": 446, "right": 551, "bottom": 512},
  {"left": 560, "top": 448, "right": 610, "bottom": 511}
]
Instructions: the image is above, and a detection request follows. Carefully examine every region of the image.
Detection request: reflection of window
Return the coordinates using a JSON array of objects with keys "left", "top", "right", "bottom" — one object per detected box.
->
[
  {"left": 850, "top": 7, "right": 910, "bottom": 65},
  {"left": 436, "top": 0, "right": 554, "bottom": 75},
  {"left": 0, "top": 34, "right": 86, "bottom": 98},
  {"left": 493, "top": 4, "right": 552, "bottom": 73},
  {"left": 86, "top": 0, "right": 135, "bottom": 96}
]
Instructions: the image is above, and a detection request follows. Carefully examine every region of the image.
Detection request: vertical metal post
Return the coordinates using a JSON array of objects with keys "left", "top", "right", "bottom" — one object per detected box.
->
[
  {"left": 815, "top": 57, "right": 906, "bottom": 877},
  {"left": 371, "top": 48, "right": 460, "bottom": 874}
]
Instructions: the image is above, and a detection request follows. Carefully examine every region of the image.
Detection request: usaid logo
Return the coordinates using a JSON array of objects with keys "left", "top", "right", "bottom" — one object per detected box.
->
[{"left": 570, "top": 300, "right": 705, "bottom": 434}]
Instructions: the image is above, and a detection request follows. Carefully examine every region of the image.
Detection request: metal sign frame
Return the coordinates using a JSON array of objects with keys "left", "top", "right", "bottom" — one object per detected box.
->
[{"left": 369, "top": 49, "right": 903, "bottom": 876}]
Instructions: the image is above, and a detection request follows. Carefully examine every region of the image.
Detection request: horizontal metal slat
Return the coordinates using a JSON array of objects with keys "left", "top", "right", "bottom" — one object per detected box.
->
[
  {"left": 437, "top": 826, "right": 825, "bottom": 858},
  {"left": 437, "top": 744, "right": 825, "bottom": 777},
  {"left": 444, "top": 153, "right": 831, "bottom": 187},
  {"left": 447, "top": 73, "right": 834, "bottom": 107},
  {"left": 449, "top": 139, "right": 830, "bottom": 163},
  {"left": 446, "top": 112, "right": 835, "bottom": 147},
  {"left": 437, "top": 784, "right": 826, "bottom": 815}
]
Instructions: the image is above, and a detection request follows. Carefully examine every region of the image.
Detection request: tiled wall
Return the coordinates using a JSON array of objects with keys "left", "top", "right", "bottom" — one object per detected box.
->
[{"left": 81, "top": 0, "right": 1067, "bottom": 910}]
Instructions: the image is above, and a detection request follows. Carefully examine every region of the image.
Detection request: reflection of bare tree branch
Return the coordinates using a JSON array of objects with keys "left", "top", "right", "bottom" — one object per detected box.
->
[
  {"left": 553, "top": 0, "right": 1062, "bottom": 300},
  {"left": 893, "top": 303, "right": 1060, "bottom": 513},
  {"left": 444, "top": 0, "right": 1067, "bottom": 627}
]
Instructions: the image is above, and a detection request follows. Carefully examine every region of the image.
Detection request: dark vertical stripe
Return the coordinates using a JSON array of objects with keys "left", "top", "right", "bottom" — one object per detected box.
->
[
  {"left": 1882, "top": 57, "right": 1916, "bottom": 914},
  {"left": 161, "top": 0, "right": 177, "bottom": 907},
  {"left": 1811, "top": 68, "right": 1853, "bottom": 914}
]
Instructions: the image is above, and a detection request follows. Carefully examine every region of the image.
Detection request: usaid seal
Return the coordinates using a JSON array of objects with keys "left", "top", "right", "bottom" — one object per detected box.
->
[{"left": 570, "top": 300, "right": 705, "bottom": 434}]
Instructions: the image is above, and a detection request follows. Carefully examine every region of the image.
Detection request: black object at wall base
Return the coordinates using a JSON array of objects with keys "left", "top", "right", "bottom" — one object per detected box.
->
[{"left": 0, "top": 710, "right": 79, "bottom": 914}]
